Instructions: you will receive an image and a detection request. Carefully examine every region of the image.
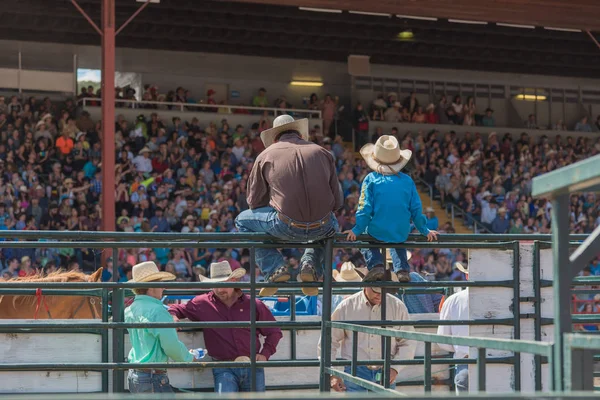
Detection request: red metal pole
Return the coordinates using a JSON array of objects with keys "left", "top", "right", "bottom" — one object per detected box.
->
[{"left": 101, "top": 0, "right": 116, "bottom": 233}]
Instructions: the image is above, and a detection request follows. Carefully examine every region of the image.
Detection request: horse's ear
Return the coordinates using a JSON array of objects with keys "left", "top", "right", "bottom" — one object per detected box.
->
[{"left": 89, "top": 268, "right": 103, "bottom": 282}]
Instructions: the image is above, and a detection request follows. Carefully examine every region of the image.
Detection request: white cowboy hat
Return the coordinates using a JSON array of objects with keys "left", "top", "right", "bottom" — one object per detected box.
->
[
  {"left": 138, "top": 147, "right": 151, "bottom": 155},
  {"left": 332, "top": 262, "right": 367, "bottom": 282},
  {"left": 360, "top": 135, "right": 412, "bottom": 175},
  {"left": 425, "top": 207, "right": 435, "bottom": 213},
  {"left": 129, "top": 261, "right": 175, "bottom": 283},
  {"left": 260, "top": 115, "right": 309, "bottom": 148},
  {"left": 200, "top": 260, "right": 246, "bottom": 282},
  {"left": 454, "top": 262, "right": 468, "bottom": 274}
]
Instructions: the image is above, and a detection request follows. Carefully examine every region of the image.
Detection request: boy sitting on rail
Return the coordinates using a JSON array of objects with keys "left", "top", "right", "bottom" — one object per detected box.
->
[{"left": 343, "top": 135, "right": 438, "bottom": 282}]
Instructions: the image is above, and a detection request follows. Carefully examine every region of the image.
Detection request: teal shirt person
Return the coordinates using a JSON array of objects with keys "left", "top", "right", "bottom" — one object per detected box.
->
[
  {"left": 125, "top": 261, "right": 195, "bottom": 394},
  {"left": 351, "top": 171, "right": 430, "bottom": 242},
  {"left": 125, "top": 295, "right": 193, "bottom": 364}
]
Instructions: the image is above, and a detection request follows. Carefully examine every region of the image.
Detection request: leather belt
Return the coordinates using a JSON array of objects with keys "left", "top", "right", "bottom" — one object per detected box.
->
[
  {"left": 134, "top": 369, "right": 167, "bottom": 374},
  {"left": 278, "top": 213, "right": 330, "bottom": 230}
]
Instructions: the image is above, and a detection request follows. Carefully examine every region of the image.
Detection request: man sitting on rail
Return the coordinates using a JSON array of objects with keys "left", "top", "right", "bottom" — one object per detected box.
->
[
  {"left": 168, "top": 261, "right": 283, "bottom": 392},
  {"left": 318, "top": 268, "right": 417, "bottom": 392},
  {"left": 125, "top": 261, "right": 199, "bottom": 394},
  {"left": 343, "top": 135, "right": 438, "bottom": 282},
  {"left": 235, "top": 115, "right": 342, "bottom": 296},
  {"left": 437, "top": 261, "right": 470, "bottom": 394}
]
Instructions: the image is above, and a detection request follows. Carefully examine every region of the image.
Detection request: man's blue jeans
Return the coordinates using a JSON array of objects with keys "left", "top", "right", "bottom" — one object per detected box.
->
[
  {"left": 455, "top": 364, "right": 469, "bottom": 394},
  {"left": 212, "top": 367, "right": 265, "bottom": 392},
  {"left": 360, "top": 247, "right": 410, "bottom": 273},
  {"left": 343, "top": 366, "right": 396, "bottom": 392},
  {"left": 235, "top": 207, "right": 338, "bottom": 279},
  {"left": 127, "top": 370, "right": 173, "bottom": 393}
]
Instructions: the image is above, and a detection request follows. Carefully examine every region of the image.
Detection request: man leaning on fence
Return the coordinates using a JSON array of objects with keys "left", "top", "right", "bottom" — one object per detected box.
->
[
  {"left": 125, "top": 261, "right": 200, "bottom": 394},
  {"left": 168, "top": 261, "right": 283, "bottom": 392},
  {"left": 318, "top": 268, "right": 417, "bottom": 392}
]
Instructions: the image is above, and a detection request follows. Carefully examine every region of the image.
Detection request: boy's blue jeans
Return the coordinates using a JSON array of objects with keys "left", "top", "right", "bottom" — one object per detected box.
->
[
  {"left": 360, "top": 247, "right": 410, "bottom": 273},
  {"left": 212, "top": 367, "right": 265, "bottom": 392}
]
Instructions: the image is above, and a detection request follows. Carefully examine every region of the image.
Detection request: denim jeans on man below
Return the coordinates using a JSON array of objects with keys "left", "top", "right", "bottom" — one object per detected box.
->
[
  {"left": 212, "top": 367, "right": 265, "bottom": 392},
  {"left": 360, "top": 247, "right": 410, "bottom": 273},
  {"left": 127, "top": 370, "right": 173, "bottom": 393},
  {"left": 235, "top": 206, "right": 338, "bottom": 279},
  {"left": 342, "top": 366, "right": 396, "bottom": 392}
]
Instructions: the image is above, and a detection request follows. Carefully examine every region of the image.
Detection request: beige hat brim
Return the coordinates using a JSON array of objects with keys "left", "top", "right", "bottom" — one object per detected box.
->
[
  {"left": 332, "top": 269, "right": 363, "bottom": 282},
  {"left": 199, "top": 267, "right": 246, "bottom": 282},
  {"left": 359, "top": 143, "right": 412, "bottom": 175},
  {"left": 260, "top": 118, "right": 309, "bottom": 147},
  {"left": 129, "top": 271, "right": 176, "bottom": 283}
]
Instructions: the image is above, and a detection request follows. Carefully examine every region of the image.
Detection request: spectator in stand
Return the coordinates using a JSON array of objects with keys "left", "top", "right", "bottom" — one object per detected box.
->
[
  {"left": 425, "top": 104, "right": 439, "bottom": 124},
  {"left": 574, "top": 116, "right": 593, "bottom": 132},
  {"left": 384, "top": 102, "right": 402, "bottom": 122},
  {"left": 525, "top": 114, "right": 539, "bottom": 129},
  {"left": 481, "top": 108, "right": 495, "bottom": 127},
  {"left": 252, "top": 88, "right": 268, "bottom": 108},
  {"left": 353, "top": 103, "right": 369, "bottom": 150}
]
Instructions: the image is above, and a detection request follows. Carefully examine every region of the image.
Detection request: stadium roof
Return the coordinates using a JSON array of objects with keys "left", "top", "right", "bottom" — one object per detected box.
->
[{"left": 2, "top": 0, "right": 600, "bottom": 78}]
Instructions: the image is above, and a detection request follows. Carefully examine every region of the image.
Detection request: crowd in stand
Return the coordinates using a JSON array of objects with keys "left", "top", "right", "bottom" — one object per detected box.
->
[{"left": 0, "top": 89, "right": 598, "bottom": 293}]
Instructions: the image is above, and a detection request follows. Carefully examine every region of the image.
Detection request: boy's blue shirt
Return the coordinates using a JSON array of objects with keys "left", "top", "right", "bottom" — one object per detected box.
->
[{"left": 352, "top": 171, "right": 430, "bottom": 242}]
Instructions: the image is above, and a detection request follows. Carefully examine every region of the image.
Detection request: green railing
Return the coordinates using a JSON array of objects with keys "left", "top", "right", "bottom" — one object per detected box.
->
[
  {"left": 325, "top": 322, "right": 554, "bottom": 393},
  {"left": 0, "top": 231, "right": 597, "bottom": 395}
]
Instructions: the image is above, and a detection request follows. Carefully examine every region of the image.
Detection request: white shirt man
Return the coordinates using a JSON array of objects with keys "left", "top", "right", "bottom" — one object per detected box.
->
[
  {"left": 437, "top": 288, "right": 469, "bottom": 393},
  {"left": 318, "top": 285, "right": 416, "bottom": 392}
]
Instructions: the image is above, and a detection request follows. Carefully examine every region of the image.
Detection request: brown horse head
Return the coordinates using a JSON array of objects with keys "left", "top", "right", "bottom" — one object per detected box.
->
[{"left": 0, "top": 268, "right": 104, "bottom": 319}]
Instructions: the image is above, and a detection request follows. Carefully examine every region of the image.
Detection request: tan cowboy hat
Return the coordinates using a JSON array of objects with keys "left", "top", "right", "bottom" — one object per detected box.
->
[
  {"left": 129, "top": 261, "right": 175, "bottom": 283},
  {"left": 260, "top": 115, "right": 309, "bottom": 148},
  {"left": 454, "top": 262, "right": 468, "bottom": 274},
  {"left": 363, "top": 266, "right": 399, "bottom": 294},
  {"left": 200, "top": 260, "right": 246, "bottom": 282},
  {"left": 425, "top": 207, "right": 435, "bottom": 213},
  {"left": 333, "top": 262, "right": 366, "bottom": 282},
  {"left": 360, "top": 135, "right": 412, "bottom": 175},
  {"left": 138, "top": 147, "right": 151, "bottom": 155}
]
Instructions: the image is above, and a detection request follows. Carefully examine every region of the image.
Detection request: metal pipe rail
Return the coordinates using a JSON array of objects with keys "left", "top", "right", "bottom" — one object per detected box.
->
[
  {"left": 77, "top": 97, "right": 323, "bottom": 119},
  {"left": 325, "top": 322, "right": 554, "bottom": 394},
  {"left": 0, "top": 232, "right": 592, "bottom": 394}
]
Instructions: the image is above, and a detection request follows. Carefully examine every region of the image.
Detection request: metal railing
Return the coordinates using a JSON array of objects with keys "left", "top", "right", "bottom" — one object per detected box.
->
[
  {"left": 325, "top": 322, "right": 554, "bottom": 393},
  {"left": 77, "top": 97, "right": 322, "bottom": 119},
  {"left": 0, "top": 231, "right": 597, "bottom": 395}
]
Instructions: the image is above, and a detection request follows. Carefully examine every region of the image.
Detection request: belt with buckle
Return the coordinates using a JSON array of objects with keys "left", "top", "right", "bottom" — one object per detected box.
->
[
  {"left": 134, "top": 369, "right": 167, "bottom": 374},
  {"left": 366, "top": 365, "right": 382, "bottom": 371},
  {"left": 278, "top": 213, "right": 330, "bottom": 230}
]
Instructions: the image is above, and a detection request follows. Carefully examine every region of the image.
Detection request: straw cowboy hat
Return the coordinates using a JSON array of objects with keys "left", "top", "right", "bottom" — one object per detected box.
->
[
  {"left": 260, "top": 115, "right": 308, "bottom": 148},
  {"left": 130, "top": 261, "right": 175, "bottom": 282},
  {"left": 138, "top": 147, "right": 151, "bottom": 155},
  {"left": 454, "top": 262, "right": 468, "bottom": 274},
  {"left": 200, "top": 260, "right": 246, "bottom": 282},
  {"left": 360, "top": 135, "right": 412, "bottom": 175},
  {"left": 332, "top": 262, "right": 368, "bottom": 282}
]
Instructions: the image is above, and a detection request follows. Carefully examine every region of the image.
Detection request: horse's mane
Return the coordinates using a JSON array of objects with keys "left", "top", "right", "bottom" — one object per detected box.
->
[
  {"left": 0, "top": 268, "right": 102, "bottom": 309},
  {"left": 0, "top": 269, "right": 90, "bottom": 283}
]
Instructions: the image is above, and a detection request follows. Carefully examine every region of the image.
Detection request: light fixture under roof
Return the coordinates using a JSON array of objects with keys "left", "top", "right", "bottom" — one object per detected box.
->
[
  {"left": 397, "top": 30, "right": 414, "bottom": 40},
  {"left": 448, "top": 19, "right": 488, "bottom": 25},
  {"left": 298, "top": 7, "right": 342, "bottom": 13},
  {"left": 544, "top": 26, "right": 581, "bottom": 32},
  {"left": 349, "top": 11, "right": 391, "bottom": 17},
  {"left": 515, "top": 94, "right": 547, "bottom": 101},
  {"left": 396, "top": 15, "right": 437, "bottom": 21},
  {"left": 497, "top": 23, "right": 535, "bottom": 29},
  {"left": 290, "top": 81, "right": 324, "bottom": 87}
]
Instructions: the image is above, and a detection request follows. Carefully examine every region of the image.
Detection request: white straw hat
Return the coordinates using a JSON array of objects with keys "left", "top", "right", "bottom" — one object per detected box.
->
[
  {"left": 260, "top": 115, "right": 308, "bottom": 148},
  {"left": 454, "top": 262, "right": 468, "bottom": 274},
  {"left": 200, "top": 260, "right": 246, "bottom": 282},
  {"left": 332, "top": 262, "right": 366, "bottom": 282},
  {"left": 129, "top": 261, "right": 175, "bottom": 283},
  {"left": 360, "top": 135, "right": 412, "bottom": 175}
]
